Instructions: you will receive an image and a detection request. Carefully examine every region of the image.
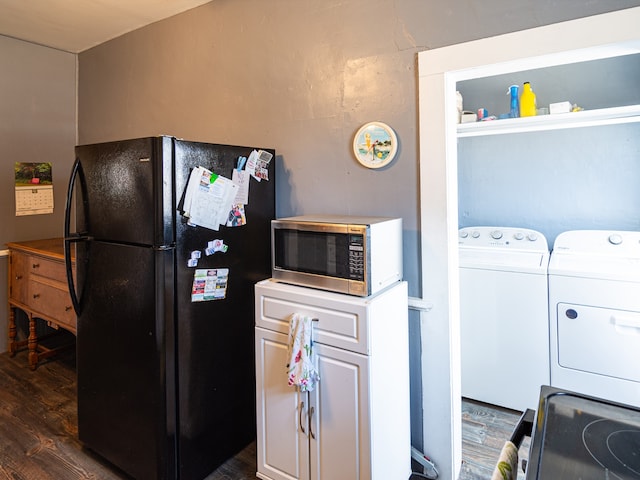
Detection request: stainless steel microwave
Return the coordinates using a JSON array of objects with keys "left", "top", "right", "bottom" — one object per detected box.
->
[{"left": 271, "top": 215, "right": 403, "bottom": 296}]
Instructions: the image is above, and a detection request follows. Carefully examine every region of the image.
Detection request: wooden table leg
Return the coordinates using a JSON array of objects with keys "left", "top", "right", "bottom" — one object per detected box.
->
[
  {"left": 8, "top": 306, "right": 17, "bottom": 357},
  {"left": 28, "top": 313, "right": 38, "bottom": 370}
]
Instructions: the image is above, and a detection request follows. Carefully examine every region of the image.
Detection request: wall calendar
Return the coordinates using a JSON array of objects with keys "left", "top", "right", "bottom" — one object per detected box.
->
[{"left": 14, "top": 162, "right": 54, "bottom": 216}]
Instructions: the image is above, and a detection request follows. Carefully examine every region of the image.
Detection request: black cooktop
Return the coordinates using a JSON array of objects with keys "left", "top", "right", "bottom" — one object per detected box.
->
[{"left": 526, "top": 387, "right": 640, "bottom": 479}]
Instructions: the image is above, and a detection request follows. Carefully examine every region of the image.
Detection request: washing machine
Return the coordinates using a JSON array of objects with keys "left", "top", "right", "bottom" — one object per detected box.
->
[
  {"left": 459, "top": 226, "right": 550, "bottom": 411},
  {"left": 548, "top": 230, "right": 640, "bottom": 407}
]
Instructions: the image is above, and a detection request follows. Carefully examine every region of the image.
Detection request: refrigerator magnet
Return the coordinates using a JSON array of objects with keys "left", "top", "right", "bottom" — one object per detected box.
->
[
  {"left": 187, "top": 250, "right": 201, "bottom": 267},
  {"left": 205, "top": 239, "right": 228, "bottom": 255}
]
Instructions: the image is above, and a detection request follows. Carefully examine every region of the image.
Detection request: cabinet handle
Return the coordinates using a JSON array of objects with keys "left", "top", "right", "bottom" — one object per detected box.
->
[
  {"left": 65, "top": 306, "right": 72, "bottom": 311},
  {"left": 309, "top": 406, "right": 316, "bottom": 439},
  {"left": 15, "top": 275, "right": 23, "bottom": 280},
  {"left": 299, "top": 401, "right": 306, "bottom": 435},
  {"left": 33, "top": 293, "right": 40, "bottom": 299},
  {"left": 32, "top": 263, "right": 40, "bottom": 269}
]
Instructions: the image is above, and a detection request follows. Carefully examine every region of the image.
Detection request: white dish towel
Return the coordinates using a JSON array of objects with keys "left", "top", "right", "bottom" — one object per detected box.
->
[{"left": 286, "top": 313, "right": 320, "bottom": 392}]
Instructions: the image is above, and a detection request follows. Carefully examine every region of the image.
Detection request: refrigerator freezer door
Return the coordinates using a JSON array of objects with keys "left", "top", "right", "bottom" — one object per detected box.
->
[
  {"left": 74, "top": 136, "right": 175, "bottom": 247},
  {"left": 76, "top": 240, "right": 176, "bottom": 480}
]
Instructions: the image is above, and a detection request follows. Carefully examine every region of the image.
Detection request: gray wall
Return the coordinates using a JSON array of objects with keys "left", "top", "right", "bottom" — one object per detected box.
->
[
  {"left": 459, "top": 123, "right": 640, "bottom": 244},
  {"left": 0, "top": 35, "right": 76, "bottom": 353},
  {"left": 76, "top": 0, "right": 640, "bottom": 301},
  {"left": 76, "top": 0, "right": 640, "bottom": 456}
]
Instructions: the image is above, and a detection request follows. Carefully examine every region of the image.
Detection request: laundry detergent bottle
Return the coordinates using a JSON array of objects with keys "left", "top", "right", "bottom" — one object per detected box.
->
[
  {"left": 520, "top": 81, "right": 537, "bottom": 117},
  {"left": 508, "top": 85, "right": 519, "bottom": 118}
]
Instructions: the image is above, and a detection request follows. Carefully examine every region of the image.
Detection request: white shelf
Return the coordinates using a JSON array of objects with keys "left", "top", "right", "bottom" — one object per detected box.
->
[{"left": 457, "top": 104, "right": 640, "bottom": 137}]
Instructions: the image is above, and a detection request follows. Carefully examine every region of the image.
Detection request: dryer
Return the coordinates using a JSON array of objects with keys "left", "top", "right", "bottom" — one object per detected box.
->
[
  {"left": 459, "top": 226, "right": 550, "bottom": 411},
  {"left": 548, "top": 230, "right": 640, "bottom": 407}
]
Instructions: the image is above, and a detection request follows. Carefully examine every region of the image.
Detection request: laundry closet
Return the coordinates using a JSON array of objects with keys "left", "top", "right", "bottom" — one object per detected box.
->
[
  {"left": 417, "top": 8, "right": 640, "bottom": 479},
  {"left": 455, "top": 46, "right": 640, "bottom": 410}
]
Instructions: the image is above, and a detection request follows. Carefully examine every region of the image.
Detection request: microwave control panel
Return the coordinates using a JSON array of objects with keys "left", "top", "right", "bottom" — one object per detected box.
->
[{"left": 348, "top": 234, "right": 365, "bottom": 280}]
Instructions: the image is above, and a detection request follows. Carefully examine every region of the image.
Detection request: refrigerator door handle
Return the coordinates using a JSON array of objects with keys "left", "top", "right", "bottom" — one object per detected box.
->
[{"left": 64, "top": 156, "right": 89, "bottom": 316}]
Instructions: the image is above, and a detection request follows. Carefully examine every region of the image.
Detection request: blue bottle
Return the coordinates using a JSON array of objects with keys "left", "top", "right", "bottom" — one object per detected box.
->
[{"left": 508, "top": 85, "right": 519, "bottom": 118}]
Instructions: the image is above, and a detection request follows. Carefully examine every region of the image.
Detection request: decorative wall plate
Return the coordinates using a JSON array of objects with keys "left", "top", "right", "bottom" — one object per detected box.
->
[{"left": 353, "top": 122, "right": 398, "bottom": 169}]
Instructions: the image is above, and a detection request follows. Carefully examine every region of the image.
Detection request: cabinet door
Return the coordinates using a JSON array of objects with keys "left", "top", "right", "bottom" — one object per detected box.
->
[
  {"left": 255, "top": 327, "right": 310, "bottom": 480},
  {"left": 309, "top": 343, "right": 371, "bottom": 480},
  {"left": 9, "top": 250, "right": 29, "bottom": 305}
]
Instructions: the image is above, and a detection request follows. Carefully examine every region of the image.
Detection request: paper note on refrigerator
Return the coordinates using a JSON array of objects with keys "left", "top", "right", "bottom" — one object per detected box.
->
[
  {"left": 245, "top": 149, "right": 272, "bottom": 182},
  {"left": 231, "top": 169, "right": 250, "bottom": 205},
  {"left": 182, "top": 166, "right": 238, "bottom": 231}
]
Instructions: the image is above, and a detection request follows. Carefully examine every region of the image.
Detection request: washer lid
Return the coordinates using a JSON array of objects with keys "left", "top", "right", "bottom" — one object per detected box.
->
[
  {"left": 460, "top": 250, "right": 549, "bottom": 273},
  {"left": 549, "top": 230, "right": 640, "bottom": 281}
]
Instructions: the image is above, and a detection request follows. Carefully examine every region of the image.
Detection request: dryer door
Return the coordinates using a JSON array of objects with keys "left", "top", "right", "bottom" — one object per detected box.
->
[{"left": 557, "top": 303, "right": 640, "bottom": 383}]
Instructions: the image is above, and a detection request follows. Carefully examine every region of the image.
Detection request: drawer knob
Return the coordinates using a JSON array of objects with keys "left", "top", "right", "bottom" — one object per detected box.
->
[
  {"left": 32, "top": 263, "right": 40, "bottom": 269},
  {"left": 15, "top": 275, "right": 23, "bottom": 280},
  {"left": 65, "top": 306, "right": 72, "bottom": 311},
  {"left": 33, "top": 293, "right": 40, "bottom": 299}
]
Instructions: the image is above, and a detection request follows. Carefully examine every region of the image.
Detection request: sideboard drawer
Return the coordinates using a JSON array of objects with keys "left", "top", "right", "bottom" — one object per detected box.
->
[
  {"left": 29, "top": 279, "right": 76, "bottom": 333},
  {"left": 29, "top": 255, "right": 67, "bottom": 284}
]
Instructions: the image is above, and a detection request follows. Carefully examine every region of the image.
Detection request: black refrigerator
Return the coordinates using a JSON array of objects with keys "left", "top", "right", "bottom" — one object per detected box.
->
[{"left": 63, "top": 136, "right": 275, "bottom": 480}]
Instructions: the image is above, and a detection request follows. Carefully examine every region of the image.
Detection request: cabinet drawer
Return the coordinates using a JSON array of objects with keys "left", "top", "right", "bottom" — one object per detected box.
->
[
  {"left": 29, "top": 280, "right": 77, "bottom": 333},
  {"left": 258, "top": 294, "right": 369, "bottom": 355},
  {"left": 29, "top": 256, "right": 67, "bottom": 283}
]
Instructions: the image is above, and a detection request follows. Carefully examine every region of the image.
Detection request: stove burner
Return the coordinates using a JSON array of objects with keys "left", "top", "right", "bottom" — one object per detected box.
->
[{"left": 583, "top": 419, "right": 640, "bottom": 479}]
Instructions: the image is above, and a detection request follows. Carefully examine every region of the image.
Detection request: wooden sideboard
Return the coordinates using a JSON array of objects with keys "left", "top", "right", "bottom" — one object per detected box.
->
[{"left": 7, "top": 238, "right": 76, "bottom": 369}]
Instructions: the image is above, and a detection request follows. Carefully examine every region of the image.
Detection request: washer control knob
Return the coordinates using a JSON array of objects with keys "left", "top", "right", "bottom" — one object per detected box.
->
[
  {"left": 609, "top": 234, "right": 623, "bottom": 245},
  {"left": 459, "top": 231, "right": 468, "bottom": 239},
  {"left": 490, "top": 230, "right": 503, "bottom": 240},
  {"left": 513, "top": 232, "right": 524, "bottom": 240},
  {"left": 471, "top": 231, "right": 480, "bottom": 239},
  {"left": 527, "top": 233, "right": 538, "bottom": 242}
]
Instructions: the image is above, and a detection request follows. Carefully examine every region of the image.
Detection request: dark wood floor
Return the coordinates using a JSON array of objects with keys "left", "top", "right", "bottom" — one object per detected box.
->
[{"left": 0, "top": 342, "right": 527, "bottom": 480}]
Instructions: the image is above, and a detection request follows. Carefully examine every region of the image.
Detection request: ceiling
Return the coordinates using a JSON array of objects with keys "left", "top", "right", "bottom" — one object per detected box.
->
[{"left": 0, "top": 0, "right": 213, "bottom": 53}]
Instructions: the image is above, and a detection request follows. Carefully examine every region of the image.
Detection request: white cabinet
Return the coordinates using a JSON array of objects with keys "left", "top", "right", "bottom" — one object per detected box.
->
[{"left": 254, "top": 280, "right": 410, "bottom": 480}]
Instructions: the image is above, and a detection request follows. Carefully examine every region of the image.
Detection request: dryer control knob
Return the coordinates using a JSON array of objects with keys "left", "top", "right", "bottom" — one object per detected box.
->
[
  {"left": 513, "top": 232, "right": 524, "bottom": 240},
  {"left": 527, "top": 233, "right": 538, "bottom": 241},
  {"left": 490, "top": 230, "right": 503, "bottom": 240},
  {"left": 609, "top": 234, "right": 623, "bottom": 245},
  {"left": 459, "top": 231, "right": 468, "bottom": 239},
  {"left": 471, "top": 231, "right": 480, "bottom": 239}
]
